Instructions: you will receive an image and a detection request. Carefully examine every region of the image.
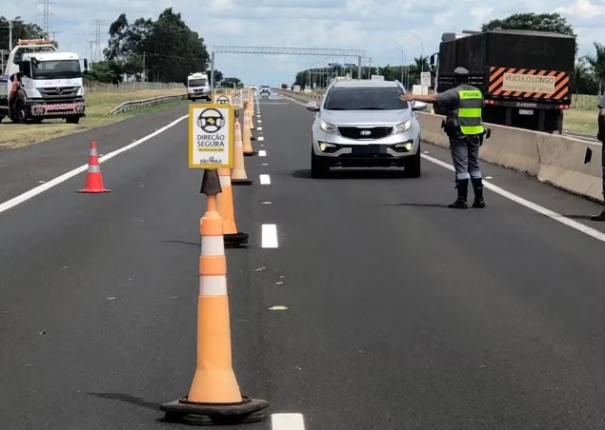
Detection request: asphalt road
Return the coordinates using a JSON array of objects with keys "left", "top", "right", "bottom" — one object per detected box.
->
[{"left": 1, "top": 94, "right": 605, "bottom": 429}]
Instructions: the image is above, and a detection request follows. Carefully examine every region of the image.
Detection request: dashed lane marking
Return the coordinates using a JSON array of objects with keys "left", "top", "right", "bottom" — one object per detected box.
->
[{"left": 262, "top": 224, "right": 279, "bottom": 248}]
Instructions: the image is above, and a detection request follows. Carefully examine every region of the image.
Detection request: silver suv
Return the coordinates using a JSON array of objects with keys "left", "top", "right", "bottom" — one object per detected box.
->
[{"left": 305, "top": 80, "right": 427, "bottom": 177}]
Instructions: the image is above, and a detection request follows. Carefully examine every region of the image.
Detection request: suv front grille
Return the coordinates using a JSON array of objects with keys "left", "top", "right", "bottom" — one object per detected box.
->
[{"left": 338, "top": 126, "right": 393, "bottom": 140}]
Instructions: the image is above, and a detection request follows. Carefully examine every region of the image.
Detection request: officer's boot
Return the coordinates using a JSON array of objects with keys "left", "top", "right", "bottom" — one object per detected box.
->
[
  {"left": 591, "top": 204, "right": 605, "bottom": 221},
  {"left": 471, "top": 177, "right": 486, "bottom": 208},
  {"left": 448, "top": 179, "right": 468, "bottom": 209}
]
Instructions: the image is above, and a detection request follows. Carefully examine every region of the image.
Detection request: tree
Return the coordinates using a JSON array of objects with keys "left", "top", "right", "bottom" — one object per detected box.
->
[
  {"left": 223, "top": 77, "right": 243, "bottom": 88},
  {"left": 210, "top": 69, "right": 223, "bottom": 85},
  {"left": 103, "top": 8, "right": 210, "bottom": 83},
  {"left": 481, "top": 12, "right": 576, "bottom": 36},
  {"left": 582, "top": 42, "right": 605, "bottom": 93},
  {"left": 0, "top": 17, "right": 46, "bottom": 51},
  {"left": 85, "top": 60, "right": 124, "bottom": 84}
]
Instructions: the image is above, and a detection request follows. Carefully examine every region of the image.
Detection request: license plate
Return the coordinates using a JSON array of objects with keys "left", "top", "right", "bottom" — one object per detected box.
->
[
  {"left": 519, "top": 109, "right": 534, "bottom": 115},
  {"left": 352, "top": 145, "right": 386, "bottom": 155}
]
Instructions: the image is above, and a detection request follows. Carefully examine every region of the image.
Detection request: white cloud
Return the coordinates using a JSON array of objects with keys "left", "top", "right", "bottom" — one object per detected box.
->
[{"left": 2, "top": 0, "right": 604, "bottom": 86}]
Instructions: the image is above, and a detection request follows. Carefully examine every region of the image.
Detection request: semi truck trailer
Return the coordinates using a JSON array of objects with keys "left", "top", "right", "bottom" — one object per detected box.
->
[{"left": 429, "top": 30, "right": 576, "bottom": 134}]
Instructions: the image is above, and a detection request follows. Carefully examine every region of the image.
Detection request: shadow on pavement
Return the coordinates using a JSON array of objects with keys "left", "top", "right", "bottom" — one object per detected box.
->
[
  {"left": 292, "top": 169, "right": 414, "bottom": 180},
  {"left": 87, "top": 392, "right": 159, "bottom": 411},
  {"left": 389, "top": 202, "right": 451, "bottom": 208},
  {"left": 162, "top": 239, "right": 200, "bottom": 247}
]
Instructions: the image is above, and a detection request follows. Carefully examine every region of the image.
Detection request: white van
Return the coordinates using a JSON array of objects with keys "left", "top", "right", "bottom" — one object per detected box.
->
[{"left": 187, "top": 73, "right": 210, "bottom": 101}]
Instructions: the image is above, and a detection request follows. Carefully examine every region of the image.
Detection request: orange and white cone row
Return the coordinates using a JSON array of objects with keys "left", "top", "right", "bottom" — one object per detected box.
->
[{"left": 231, "top": 120, "right": 252, "bottom": 184}]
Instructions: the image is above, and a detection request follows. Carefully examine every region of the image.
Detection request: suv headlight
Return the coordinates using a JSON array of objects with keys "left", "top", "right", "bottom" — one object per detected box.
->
[
  {"left": 319, "top": 120, "right": 339, "bottom": 135},
  {"left": 392, "top": 119, "right": 412, "bottom": 134}
]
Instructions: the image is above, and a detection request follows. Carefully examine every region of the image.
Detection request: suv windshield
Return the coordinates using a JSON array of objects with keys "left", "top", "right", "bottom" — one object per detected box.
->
[
  {"left": 189, "top": 78, "right": 207, "bottom": 87},
  {"left": 32, "top": 59, "right": 81, "bottom": 79},
  {"left": 323, "top": 86, "right": 409, "bottom": 110}
]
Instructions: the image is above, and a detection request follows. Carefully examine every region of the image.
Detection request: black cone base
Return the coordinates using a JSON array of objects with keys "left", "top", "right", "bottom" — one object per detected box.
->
[
  {"left": 232, "top": 178, "right": 253, "bottom": 185},
  {"left": 161, "top": 396, "right": 269, "bottom": 426},
  {"left": 224, "top": 232, "right": 248, "bottom": 246},
  {"left": 243, "top": 151, "right": 257, "bottom": 157}
]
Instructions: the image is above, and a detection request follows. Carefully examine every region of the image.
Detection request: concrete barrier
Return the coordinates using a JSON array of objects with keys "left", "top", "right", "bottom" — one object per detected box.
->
[{"left": 276, "top": 89, "right": 603, "bottom": 203}]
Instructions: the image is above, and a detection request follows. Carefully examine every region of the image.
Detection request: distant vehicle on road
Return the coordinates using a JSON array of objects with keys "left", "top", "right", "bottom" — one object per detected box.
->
[
  {"left": 260, "top": 85, "right": 271, "bottom": 98},
  {"left": 305, "top": 79, "right": 427, "bottom": 177},
  {"left": 186, "top": 72, "right": 210, "bottom": 101}
]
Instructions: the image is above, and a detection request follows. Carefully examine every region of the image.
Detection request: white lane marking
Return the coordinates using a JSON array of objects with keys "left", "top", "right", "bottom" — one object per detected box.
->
[
  {"left": 422, "top": 154, "right": 605, "bottom": 244},
  {"left": 0, "top": 115, "right": 189, "bottom": 215},
  {"left": 258, "top": 127, "right": 263, "bottom": 130},
  {"left": 262, "top": 224, "right": 279, "bottom": 248},
  {"left": 261, "top": 144, "right": 265, "bottom": 147},
  {"left": 259, "top": 150, "right": 267, "bottom": 156},
  {"left": 260, "top": 174, "right": 271, "bottom": 185},
  {"left": 257, "top": 120, "right": 262, "bottom": 123},
  {"left": 272, "top": 413, "right": 305, "bottom": 430},
  {"left": 262, "top": 163, "right": 269, "bottom": 166},
  {"left": 258, "top": 136, "right": 265, "bottom": 141},
  {"left": 262, "top": 201, "right": 272, "bottom": 205}
]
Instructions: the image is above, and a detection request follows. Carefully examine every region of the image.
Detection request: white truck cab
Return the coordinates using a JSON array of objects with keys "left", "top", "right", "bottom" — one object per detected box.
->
[
  {"left": 187, "top": 72, "right": 210, "bottom": 101},
  {"left": 0, "top": 39, "right": 88, "bottom": 124}
]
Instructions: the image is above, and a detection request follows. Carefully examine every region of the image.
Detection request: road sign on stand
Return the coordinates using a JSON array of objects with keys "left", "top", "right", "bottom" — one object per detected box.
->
[
  {"left": 188, "top": 104, "right": 234, "bottom": 169},
  {"left": 243, "top": 89, "right": 250, "bottom": 102},
  {"left": 213, "top": 93, "right": 233, "bottom": 105},
  {"left": 420, "top": 72, "right": 431, "bottom": 87},
  {"left": 232, "top": 90, "right": 243, "bottom": 109}
]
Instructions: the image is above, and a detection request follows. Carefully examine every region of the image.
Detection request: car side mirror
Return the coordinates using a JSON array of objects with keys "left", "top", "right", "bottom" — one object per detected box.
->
[
  {"left": 412, "top": 100, "right": 428, "bottom": 111},
  {"left": 305, "top": 101, "right": 319, "bottom": 112}
]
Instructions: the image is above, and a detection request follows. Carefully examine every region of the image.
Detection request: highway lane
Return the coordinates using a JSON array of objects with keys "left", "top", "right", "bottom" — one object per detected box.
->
[
  {"left": 1, "top": 94, "right": 605, "bottom": 429},
  {"left": 0, "top": 103, "right": 188, "bottom": 202}
]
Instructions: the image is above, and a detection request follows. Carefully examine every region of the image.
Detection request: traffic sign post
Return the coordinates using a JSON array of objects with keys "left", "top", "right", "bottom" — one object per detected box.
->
[
  {"left": 213, "top": 93, "right": 233, "bottom": 105},
  {"left": 420, "top": 72, "right": 431, "bottom": 87},
  {"left": 243, "top": 89, "right": 250, "bottom": 102},
  {"left": 188, "top": 104, "right": 234, "bottom": 169},
  {"left": 232, "top": 90, "right": 243, "bottom": 109}
]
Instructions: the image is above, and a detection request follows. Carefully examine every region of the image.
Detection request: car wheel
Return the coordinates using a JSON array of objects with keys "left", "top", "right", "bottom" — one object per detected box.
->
[
  {"left": 311, "top": 147, "right": 330, "bottom": 178},
  {"left": 405, "top": 147, "right": 421, "bottom": 178}
]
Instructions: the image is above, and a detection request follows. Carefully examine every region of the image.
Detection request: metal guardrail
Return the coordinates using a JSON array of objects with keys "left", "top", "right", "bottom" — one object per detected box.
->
[{"left": 108, "top": 94, "right": 186, "bottom": 115}]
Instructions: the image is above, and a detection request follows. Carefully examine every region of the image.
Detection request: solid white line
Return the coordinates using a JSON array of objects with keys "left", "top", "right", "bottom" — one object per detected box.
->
[
  {"left": 260, "top": 174, "right": 271, "bottom": 185},
  {"left": 0, "top": 115, "right": 189, "bottom": 214},
  {"left": 258, "top": 136, "right": 265, "bottom": 141},
  {"left": 421, "top": 154, "right": 605, "bottom": 244},
  {"left": 272, "top": 413, "right": 304, "bottom": 430},
  {"left": 262, "top": 224, "right": 279, "bottom": 248},
  {"left": 259, "top": 150, "right": 267, "bottom": 156}
]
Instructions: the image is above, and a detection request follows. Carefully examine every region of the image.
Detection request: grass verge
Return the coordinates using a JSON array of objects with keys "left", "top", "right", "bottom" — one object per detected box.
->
[
  {"left": 0, "top": 89, "right": 187, "bottom": 150},
  {"left": 563, "top": 108, "right": 598, "bottom": 136}
]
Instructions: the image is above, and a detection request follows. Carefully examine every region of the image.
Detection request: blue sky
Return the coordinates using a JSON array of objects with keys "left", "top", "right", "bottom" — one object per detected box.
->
[{"left": 2, "top": 0, "right": 604, "bottom": 86}]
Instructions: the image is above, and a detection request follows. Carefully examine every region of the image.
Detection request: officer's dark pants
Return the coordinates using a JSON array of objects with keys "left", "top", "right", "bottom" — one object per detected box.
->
[
  {"left": 449, "top": 135, "right": 482, "bottom": 180},
  {"left": 601, "top": 142, "right": 605, "bottom": 200}
]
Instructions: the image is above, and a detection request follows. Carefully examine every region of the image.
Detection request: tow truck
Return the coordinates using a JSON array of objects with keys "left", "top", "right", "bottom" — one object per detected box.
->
[{"left": 0, "top": 39, "right": 88, "bottom": 124}]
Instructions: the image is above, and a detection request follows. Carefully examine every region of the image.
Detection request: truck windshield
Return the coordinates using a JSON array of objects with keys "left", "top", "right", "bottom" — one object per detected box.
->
[
  {"left": 324, "top": 87, "right": 409, "bottom": 110},
  {"left": 32, "top": 60, "right": 81, "bottom": 79},
  {"left": 189, "top": 79, "right": 207, "bottom": 87}
]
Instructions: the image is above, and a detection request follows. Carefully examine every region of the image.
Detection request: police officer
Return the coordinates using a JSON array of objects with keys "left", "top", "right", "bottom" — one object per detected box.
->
[
  {"left": 401, "top": 66, "right": 485, "bottom": 209},
  {"left": 594, "top": 90, "right": 605, "bottom": 221}
]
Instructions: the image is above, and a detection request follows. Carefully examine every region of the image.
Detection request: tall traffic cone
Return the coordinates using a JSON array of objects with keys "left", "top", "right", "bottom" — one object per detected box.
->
[
  {"left": 161, "top": 169, "right": 269, "bottom": 425},
  {"left": 217, "top": 168, "right": 248, "bottom": 246},
  {"left": 231, "top": 115, "right": 252, "bottom": 185},
  {"left": 249, "top": 101, "right": 255, "bottom": 131},
  {"left": 242, "top": 107, "right": 256, "bottom": 156},
  {"left": 78, "top": 141, "right": 110, "bottom": 193}
]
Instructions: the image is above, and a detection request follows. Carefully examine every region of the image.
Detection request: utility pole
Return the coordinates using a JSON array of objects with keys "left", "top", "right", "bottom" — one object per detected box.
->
[
  {"left": 93, "top": 20, "right": 104, "bottom": 62},
  {"left": 142, "top": 52, "right": 146, "bottom": 82},
  {"left": 36, "top": 0, "right": 51, "bottom": 35},
  {"left": 50, "top": 30, "right": 60, "bottom": 40},
  {"left": 87, "top": 40, "right": 95, "bottom": 65}
]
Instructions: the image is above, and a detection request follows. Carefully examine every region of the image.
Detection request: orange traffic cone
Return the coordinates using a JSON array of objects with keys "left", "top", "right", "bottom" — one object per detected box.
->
[
  {"left": 160, "top": 169, "right": 269, "bottom": 425},
  {"left": 231, "top": 117, "right": 252, "bottom": 185},
  {"left": 249, "top": 102, "right": 255, "bottom": 131},
  {"left": 78, "top": 141, "right": 110, "bottom": 193},
  {"left": 217, "top": 168, "right": 248, "bottom": 246},
  {"left": 242, "top": 108, "right": 256, "bottom": 156}
]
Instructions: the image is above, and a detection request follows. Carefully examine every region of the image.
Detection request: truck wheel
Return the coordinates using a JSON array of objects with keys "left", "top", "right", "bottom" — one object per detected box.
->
[
  {"left": 66, "top": 117, "right": 80, "bottom": 124},
  {"left": 16, "top": 100, "right": 28, "bottom": 123}
]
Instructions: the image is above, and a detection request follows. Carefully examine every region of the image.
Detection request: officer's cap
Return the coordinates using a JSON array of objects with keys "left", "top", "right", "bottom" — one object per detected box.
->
[{"left": 454, "top": 67, "right": 469, "bottom": 76}]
